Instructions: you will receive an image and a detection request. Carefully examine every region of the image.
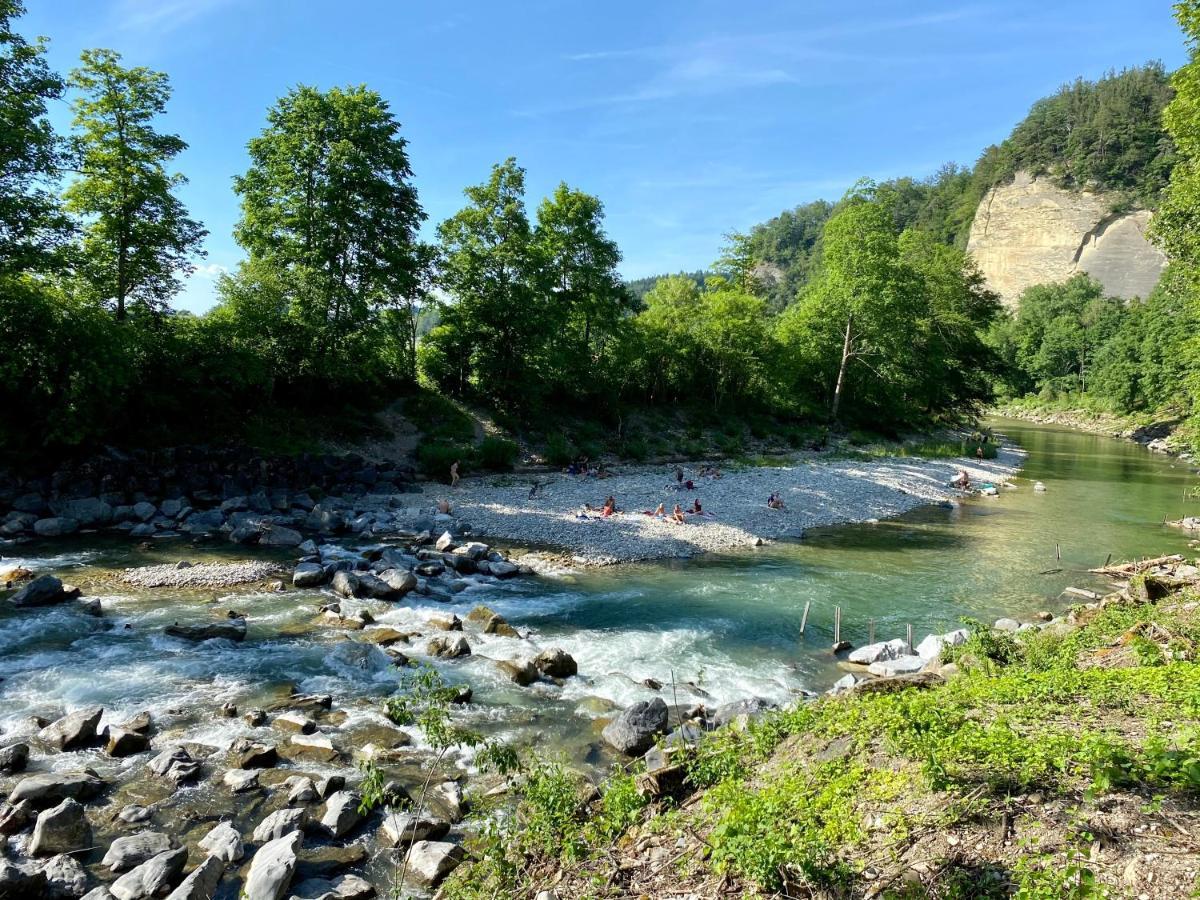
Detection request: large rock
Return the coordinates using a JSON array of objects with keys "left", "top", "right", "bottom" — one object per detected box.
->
[
  {"left": 495, "top": 658, "right": 538, "bottom": 686},
  {"left": 41, "top": 853, "right": 90, "bottom": 899},
  {"left": 9, "top": 771, "right": 104, "bottom": 807},
  {"left": 847, "top": 639, "right": 908, "bottom": 666},
  {"left": 147, "top": 747, "right": 201, "bottom": 785},
  {"left": 31, "top": 798, "right": 91, "bottom": 856},
  {"left": 198, "top": 821, "right": 243, "bottom": 863},
  {"left": 259, "top": 526, "right": 303, "bottom": 548},
  {"left": 378, "top": 568, "right": 417, "bottom": 596},
  {"left": 0, "top": 742, "right": 28, "bottom": 775},
  {"left": 252, "top": 808, "right": 306, "bottom": 843},
  {"left": 110, "top": 847, "right": 186, "bottom": 900},
  {"left": 915, "top": 628, "right": 969, "bottom": 662},
  {"left": 318, "top": 791, "right": 362, "bottom": 838},
  {"left": 103, "top": 832, "right": 174, "bottom": 872},
  {"left": 56, "top": 497, "right": 112, "bottom": 527},
  {"left": 465, "top": 605, "right": 518, "bottom": 637},
  {"left": 0, "top": 860, "right": 46, "bottom": 898},
  {"left": 380, "top": 811, "right": 449, "bottom": 847},
  {"left": 426, "top": 635, "right": 470, "bottom": 659},
  {"left": 39, "top": 707, "right": 103, "bottom": 751},
  {"left": 431, "top": 781, "right": 465, "bottom": 823},
  {"left": 288, "top": 874, "right": 373, "bottom": 900},
  {"left": 404, "top": 841, "right": 465, "bottom": 889},
  {"left": 602, "top": 698, "right": 669, "bottom": 756},
  {"left": 534, "top": 648, "right": 577, "bottom": 678},
  {"left": 867, "top": 655, "right": 927, "bottom": 677},
  {"left": 34, "top": 517, "right": 81, "bottom": 537},
  {"left": 967, "top": 170, "right": 1168, "bottom": 308},
  {"left": 287, "top": 733, "right": 338, "bottom": 763},
  {"left": 331, "top": 571, "right": 359, "bottom": 599},
  {"left": 105, "top": 727, "right": 149, "bottom": 758},
  {"left": 292, "top": 563, "right": 326, "bottom": 588},
  {"left": 10, "top": 574, "right": 74, "bottom": 607},
  {"left": 164, "top": 618, "right": 246, "bottom": 642},
  {"left": 242, "top": 829, "right": 301, "bottom": 900},
  {"left": 234, "top": 741, "right": 277, "bottom": 769},
  {"left": 162, "top": 854, "right": 223, "bottom": 900}
]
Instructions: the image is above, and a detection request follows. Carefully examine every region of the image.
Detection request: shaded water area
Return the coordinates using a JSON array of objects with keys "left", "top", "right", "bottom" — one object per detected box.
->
[{"left": 1, "top": 419, "right": 1197, "bottom": 895}]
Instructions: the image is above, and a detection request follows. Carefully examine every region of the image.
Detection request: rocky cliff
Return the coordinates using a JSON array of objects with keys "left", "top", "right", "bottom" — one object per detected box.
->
[{"left": 967, "top": 171, "right": 1168, "bottom": 308}]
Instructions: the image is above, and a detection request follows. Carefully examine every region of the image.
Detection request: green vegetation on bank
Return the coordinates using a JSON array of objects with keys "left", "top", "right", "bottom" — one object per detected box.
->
[{"left": 440, "top": 569, "right": 1200, "bottom": 899}]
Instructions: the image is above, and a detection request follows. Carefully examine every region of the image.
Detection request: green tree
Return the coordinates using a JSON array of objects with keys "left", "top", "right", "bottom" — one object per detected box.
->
[
  {"left": 234, "top": 84, "right": 426, "bottom": 375},
  {"left": 434, "top": 158, "right": 545, "bottom": 406},
  {"left": 64, "top": 48, "right": 205, "bottom": 320},
  {"left": 0, "top": 0, "right": 69, "bottom": 274},
  {"left": 713, "top": 230, "right": 762, "bottom": 297}
]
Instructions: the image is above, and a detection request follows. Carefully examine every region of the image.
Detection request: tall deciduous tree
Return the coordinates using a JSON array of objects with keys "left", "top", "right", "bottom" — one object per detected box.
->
[
  {"left": 234, "top": 84, "right": 425, "bottom": 373},
  {"left": 0, "top": 0, "right": 69, "bottom": 273},
  {"left": 64, "top": 49, "right": 205, "bottom": 320}
]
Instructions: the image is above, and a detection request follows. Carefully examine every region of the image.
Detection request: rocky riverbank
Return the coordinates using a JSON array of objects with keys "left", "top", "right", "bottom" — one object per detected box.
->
[{"left": 448, "top": 447, "right": 1024, "bottom": 566}]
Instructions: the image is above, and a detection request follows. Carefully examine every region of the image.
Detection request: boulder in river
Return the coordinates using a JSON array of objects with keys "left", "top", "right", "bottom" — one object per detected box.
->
[
  {"left": 39, "top": 707, "right": 103, "bottom": 751},
  {"left": 292, "top": 563, "right": 326, "bottom": 588},
  {"left": 103, "top": 833, "right": 175, "bottom": 872},
  {"left": 110, "top": 847, "right": 187, "bottom": 900},
  {"left": 234, "top": 741, "right": 277, "bottom": 769},
  {"left": 466, "top": 605, "right": 518, "bottom": 637},
  {"left": 318, "top": 791, "right": 362, "bottom": 838},
  {"left": 10, "top": 574, "right": 77, "bottom": 608},
  {"left": 33, "top": 517, "right": 80, "bottom": 538},
  {"left": 222, "top": 769, "right": 259, "bottom": 793},
  {"left": 198, "top": 821, "right": 243, "bottom": 863},
  {"left": 378, "top": 568, "right": 418, "bottom": 596},
  {"left": 426, "top": 635, "right": 470, "bottom": 659},
  {"left": 259, "top": 526, "right": 303, "bottom": 548},
  {"left": 0, "top": 799, "right": 32, "bottom": 836},
  {"left": 272, "top": 712, "right": 315, "bottom": 735},
  {"left": 380, "top": 811, "right": 449, "bottom": 847},
  {"left": 431, "top": 780, "right": 466, "bottom": 823},
  {"left": 534, "top": 648, "right": 578, "bottom": 678},
  {"left": 243, "top": 829, "right": 302, "bottom": 900},
  {"left": 105, "top": 727, "right": 149, "bottom": 758},
  {"left": 287, "top": 733, "right": 338, "bottom": 764},
  {"left": 868, "top": 655, "right": 927, "bottom": 677},
  {"left": 31, "top": 798, "right": 91, "bottom": 856},
  {"left": 9, "top": 771, "right": 104, "bottom": 807},
  {"left": 41, "top": 852, "right": 90, "bottom": 899},
  {"left": 147, "top": 747, "right": 201, "bottom": 785},
  {"left": 164, "top": 618, "right": 247, "bottom": 642},
  {"left": 162, "top": 853, "right": 223, "bottom": 900},
  {"left": 495, "top": 658, "right": 538, "bottom": 687},
  {"left": 404, "top": 840, "right": 465, "bottom": 889},
  {"left": 0, "top": 859, "right": 46, "bottom": 897},
  {"left": 602, "top": 698, "right": 668, "bottom": 756},
  {"left": 847, "top": 639, "right": 908, "bottom": 665},
  {"left": 252, "top": 808, "right": 307, "bottom": 843},
  {"left": 0, "top": 742, "right": 29, "bottom": 775}
]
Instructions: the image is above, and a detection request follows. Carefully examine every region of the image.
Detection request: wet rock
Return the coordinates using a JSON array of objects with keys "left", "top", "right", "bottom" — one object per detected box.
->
[
  {"left": 105, "top": 727, "right": 149, "bottom": 758},
  {"left": 313, "top": 776, "right": 344, "bottom": 801},
  {"left": 331, "top": 572, "right": 359, "bottom": 599},
  {"left": 242, "top": 708, "right": 267, "bottom": 727},
  {"left": 252, "top": 808, "right": 307, "bottom": 843},
  {"left": 10, "top": 574, "right": 74, "bottom": 607},
  {"left": 0, "top": 798, "right": 33, "bottom": 835},
  {"left": 293, "top": 843, "right": 366, "bottom": 881},
  {"left": 829, "top": 673, "right": 860, "bottom": 694},
  {"left": 10, "top": 771, "right": 104, "bottom": 807},
  {"left": 0, "top": 742, "right": 29, "bottom": 775},
  {"left": 273, "top": 712, "right": 315, "bottom": 735},
  {"left": 81, "top": 887, "right": 114, "bottom": 900},
  {"left": 414, "top": 562, "right": 444, "bottom": 577},
  {"left": 289, "top": 874, "right": 374, "bottom": 900},
  {"left": 57, "top": 498, "right": 112, "bottom": 526},
  {"left": 707, "top": 698, "right": 776, "bottom": 730},
  {"left": 223, "top": 769, "right": 259, "bottom": 793},
  {"left": 31, "top": 798, "right": 91, "bottom": 856},
  {"left": 110, "top": 847, "right": 187, "bottom": 900},
  {"left": 103, "top": 833, "right": 175, "bottom": 872},
  {"left": 602, "top": 698, "right": 668, "bottom": 756},
  {"left": 283, "top": 776, "right": 316, "bottom": 804},
  {"left": 380, "top": 811, "right": 449, "bottom": 847},
  {"left": 148, "top": 747, "right": 202, "bottom": 785},
  {"left": 490, "top": 561, "right": 519, "bottom": 579},
  {"left": 287, "top": 734, "right": 338, "bottom": 764},
  {"left": 198, "top": 821, "right": 243, "bottom": 864},
  {"left": 428, "top": 614, "right": 462, "bottom": 631},
  {"left": 39, "top": 707, "right": 103, "bottom": 751},
  {"left": 465, "top": 605, "right": 518, "bottom": 637},
  {"left": 426, "top": 635, "right": 470, "bottom": 659},
  {"left": 34, "top": 517, "right": 80, "bottom": 538},
  {"left": 377, "top": 569, "right": 417, "bottom": 597},
  {"left": 403, "top": 840, "right": 465, "bottom": 889},
  {"left": 164, "top": 618, "right": 246, "bottom": 642},
  {"left": 534, "top": 648, "right": 577, "bottom": 678},
  {"left": 354, "top": 573, "right": 398, "bottom": 599},
  {"left": 259, "top": 526, "right": 303, "bottom": 548},
  {"left": 228, "top": 524, "right": 262, "bottom": 546},
  {"left": 993, "top": 617, "right": 1021, "bottom": 632},
  {"left": 850, "top": 672, "right": 943, "bottom": 695},
  {"left": 847, "top": 639, "right": 908, "bottom": 665},
  {"left": 318, "top": 791, "right": 362, "bottom": 838},
  {"left": 162, "top": 854, "right": 223, "bottom": 900},
  {"left": 292, "top": 563, "right": 326, "bottom": 588},
  {"left": 41, "top": 853, "right": 90, "bottom": 899},
  {"left": 496, "top": 658, "right": 538, "bottom": 687},
  {"left": 868, "top": 655, "right": 927, "bottom": 677},
  {"left": 0, "top": 859, "right": 46, "bottom": 898},
  {"left": 234, "top": 742, "right": 277, "bottom": 770},
  {"left": 915, "top": 628, "right": 968, "bottom": 662},
  {"left": 118, "top": 806, "right": 152, "bottom": 825},
  {"left": 431, "top": 781, "right": 465, "bottom": 823},
  {"left": 434, "top": 531, "right": 456, "bottom": 552},
  {"left": 243, "top": 829, "right": 302, "bottom": 900}
]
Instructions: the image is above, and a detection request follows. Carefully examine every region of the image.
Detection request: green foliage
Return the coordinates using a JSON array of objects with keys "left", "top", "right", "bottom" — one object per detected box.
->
[
  {"left": 477, "top": 436, "right": 519, "bottom": 471},
  {"left": 543, "top": 433, "right": 575, "bottom": 467},
  {"left": 416, "top": 440, "right": 471, "bottom": 480}
]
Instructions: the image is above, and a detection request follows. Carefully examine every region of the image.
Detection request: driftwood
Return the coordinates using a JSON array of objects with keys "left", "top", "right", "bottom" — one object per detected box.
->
[{"left": 1089, "top": 554, "right": 1185, "bottom": 578}]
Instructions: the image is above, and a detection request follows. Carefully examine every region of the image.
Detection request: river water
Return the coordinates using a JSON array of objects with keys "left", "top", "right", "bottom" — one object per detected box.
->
[{"left": 0, "top": 420, "right": 1197, "bottom": 851}]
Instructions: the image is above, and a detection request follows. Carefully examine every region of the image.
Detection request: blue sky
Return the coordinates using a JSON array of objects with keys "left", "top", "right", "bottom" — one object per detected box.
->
[{"left": 22, "top": 0, "right": 1188, "bottom": 312}]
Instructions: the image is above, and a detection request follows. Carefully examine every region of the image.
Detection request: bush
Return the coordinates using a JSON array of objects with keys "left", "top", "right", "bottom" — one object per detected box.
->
[
  {"left": 619, "top": 434, "right": 649, "bottom": 461},
  {"left": 544, "top": 434, "right": 575, "bottom": 467},
  {"left": 407, "top": 392, "right": 475, "bottom": 442},
  {"left": 478, "top": 436, "right": 519, "bottom": 471},
  {"left": 417, "top": 440, "right": 472, "bottom": 480}
]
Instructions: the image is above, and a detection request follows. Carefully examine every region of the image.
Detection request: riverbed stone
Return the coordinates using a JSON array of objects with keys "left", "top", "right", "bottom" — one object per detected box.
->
[
  {"left": 9, "top": 771, "right": 104, "bottom": 807},
  {"left": 994, "top": 617, "right": 1021, "bottom": 632},
  {"left": 39, "top": 707, "right": 103, "bottom": 751},
  {"left": 431, "top": 781, "right": 465, "bottom": 823},
  {"left": 318, "top": 791, "right": 362, "bottom": 838},
  {"left": 223, "top": 768, "right": 259, "bottom": 792},
  {"left": 0, "top": 741, "right": 29, "bottom": 775},
  {"left": 426, "top": 635, "right": 470, "bottom": 659},
  {"left": 234, "top": 741, "right": 278, "bottom": 769},
  {"left": 847, "top": 639, "right": 908, "bottom": 665},
  {"left": 165, "top": 617, "right": 247, "bottom": 642},
  {"left": 103, "top": 832, "right": 175, "bottom": 871},
  {"left": 288, "top": 733, "right": 338, "bottom": 763},
  {"left": 0, "top": 798, "right": 33, "bottom": 835},
  {"left": 198, "top": 821, "right": 243, "bottom": 864},
  {"left": 868, "top": 655, "right": 927, "bottom": 677},
  {"left": 534, "top": 648, "right": 577, "bottom": 678},
  {"left": 34, "top": 517, "right": 81, "bottom": 538},
  {"left": 41, "top": 853, "right": 90, "bottom": 899},
  {"left": 496, "top": 658, "right": 538, "bottom": 686},
  {"left": 283, "top": 776, "right": 316, "bottom": 803},
  {"left": 404, "top": 840, "right": 465, "bottom": 889},
  {"left": 118, "top": 805, "right": 152, "bottom": 825},
  {"left": 602, "top": 698, "right": 669, "bottom": 756},
  {"left": 148, "top": 747, "right": 201, "bottom": 784},
  {"left": 314, "top": 775, "right": 344, "bottom": 801},
  {"left": 380, "top": 811, "right": 449, "bottom": 847},
  {"left": 0, "top": 860, "right": 47, "bottom": 897},
  {"left": 10, "top": 574, "right": 74, "bottom": 607},
  {"left": 81, "top": 888, "right": 115, "bottom": 900},
  {"left": 31, "top": 798, "right": 90, "bottom": 856},
  {"left": 292, "top": 563, "right": 326, "bottom": 588},
  {"left": 110, "top": 847, "right": 187, "bottom": 900},
  {"left": 105, "top": 726, "right": 150, "bottom": 758},
  {"left": 252, "top": 808, "right": 307, "bottom": 843},
  {"left": 490, "top": 560, "right": 519, "bottom": 578},
  {"left": 243, "top": 829, "right": 302, "bottom": 900},
  {"left": 289, "top": 874, "right": 373, "bottom": 900},
  {"left": 915, "top": 628, "right": 969, "bottom": 661},
  {"left": 331, "top": 571, "right": 359, "bottom": 598},
  {"left": 260, "top": 525, "right": 303, "bottom": 548},
  {"left": 378, "top": 568, "right": 418, "bottom": 596},
  {"left": 162, "top": 853, "right": 223, "bottom": 900},
  {"left": 273, "top": 711, "right": 316, "bottom": 735}
]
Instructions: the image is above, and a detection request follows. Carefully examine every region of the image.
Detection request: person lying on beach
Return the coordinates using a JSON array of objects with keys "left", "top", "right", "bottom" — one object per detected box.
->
[
  {"left": 642, "top": 502, "right": 667, "bottom": 517},
  {"left": 672, "top": 503, "right": 686, "bottom": 524}
]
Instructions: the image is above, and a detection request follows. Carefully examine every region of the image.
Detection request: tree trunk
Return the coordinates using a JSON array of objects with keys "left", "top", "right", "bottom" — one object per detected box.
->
[{"left": 832, "top": 313, "right": 854, "bottom": 421}]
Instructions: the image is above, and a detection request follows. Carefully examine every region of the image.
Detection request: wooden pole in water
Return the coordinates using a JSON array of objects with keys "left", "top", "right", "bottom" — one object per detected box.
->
[
  {"left": 833, "top": 606, "right": 841, "bottom": 646},
  {"left": 1056, "top": 542, "right": 1061, "bottom": 561},
  {"left": 868, "top": 618, "right": 875, "bottom": 645},
  {"left": 799, "top": 601, "right": 811, "bottom": 637},
  {"left": 1104, "top": 552, "right": 1112, "bottom": 568},
  {"left": 906, "top": 623, "right": 913, "bottom": 654}
]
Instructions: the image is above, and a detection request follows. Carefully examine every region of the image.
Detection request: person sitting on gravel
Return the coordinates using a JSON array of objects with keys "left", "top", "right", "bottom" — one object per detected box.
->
[
  {"left": 672, "top": 503, "right": 687, "bottom": 524},
  {"left": 602, "top": 496, "right": 617, "bottom": 517},
  {"left": 437, "top": 498, "right": 452, "bottom": 514},
  {"left": 674, "top": 466, "right": 684, "bottom": 484},
  {"left": 643, "top": 502, "right": 667, "bottom": 517},
  {"left": 767, "top": 492, "right": 786, "bottom": 510},
  {"left": 952, "top": 469, "right": 971, "bottom": 490},
  {"left": 690, "top": 498, "right": 702, "bottom": 515}
]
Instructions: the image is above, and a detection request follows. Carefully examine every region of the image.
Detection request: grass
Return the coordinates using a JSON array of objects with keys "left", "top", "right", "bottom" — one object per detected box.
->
[{"left": 440, "top": 575, "right": 1200, "bottom": 900}]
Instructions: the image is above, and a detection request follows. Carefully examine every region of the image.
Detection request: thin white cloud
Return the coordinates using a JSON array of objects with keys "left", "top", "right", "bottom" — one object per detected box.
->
[
  {"left": 191, "top": 263, "right": 229, "bottom": 280},
  {"left": 113, "top": 0, "right": 236, "bottom": 35}
]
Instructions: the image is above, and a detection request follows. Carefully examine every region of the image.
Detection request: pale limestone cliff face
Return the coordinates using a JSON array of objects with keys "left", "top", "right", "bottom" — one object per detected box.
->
[{"left": 967, "top": 171, "right": 1168, "bottom": 308}]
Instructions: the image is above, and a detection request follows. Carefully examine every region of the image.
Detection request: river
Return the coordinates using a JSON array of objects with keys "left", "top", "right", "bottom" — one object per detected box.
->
[{"left": 0, "top": 419, "right": 1197, "bottom": 887}]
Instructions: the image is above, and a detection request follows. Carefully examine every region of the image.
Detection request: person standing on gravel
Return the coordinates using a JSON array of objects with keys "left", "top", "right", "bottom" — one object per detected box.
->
[{"left": 450, "top": 460, "right": 460, "bottom": 488}]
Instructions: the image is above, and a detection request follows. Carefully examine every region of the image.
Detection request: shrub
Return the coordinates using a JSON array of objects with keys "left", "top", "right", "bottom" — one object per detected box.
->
[
  {"left": 417, "top": 440, "right": 472, "bottom": 480},
  {"left": 407, "top": 392, "right": 475, "bottom": 442},
  {"left": 478, "top": 436, "right": 519, "bottom": 471},
  {"left": 544, "top": 434, "right": 575, "bottom": 467},
  {"left": 619, "top": 434, "right": 649, "bottom": 461}
]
